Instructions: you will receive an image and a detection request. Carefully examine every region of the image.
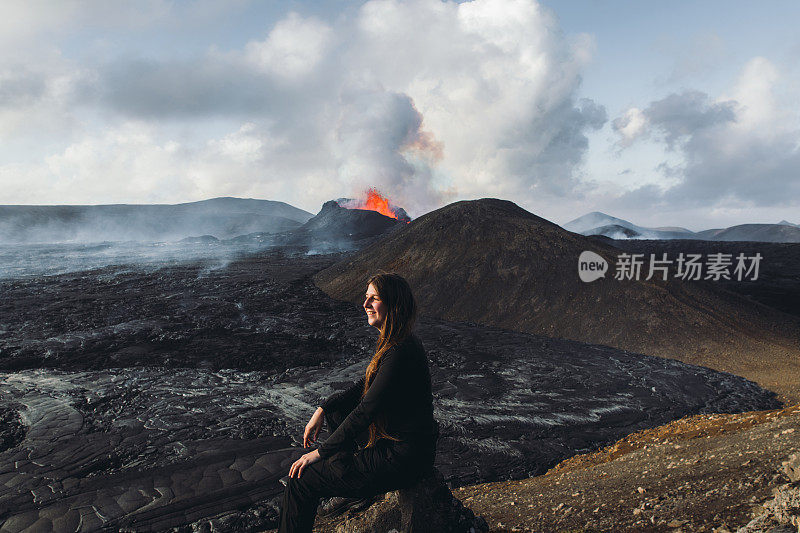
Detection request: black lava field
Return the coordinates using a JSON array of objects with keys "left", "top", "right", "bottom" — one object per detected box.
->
[{"left": 0, "top": 250, "right": 780, "bottom": 531}]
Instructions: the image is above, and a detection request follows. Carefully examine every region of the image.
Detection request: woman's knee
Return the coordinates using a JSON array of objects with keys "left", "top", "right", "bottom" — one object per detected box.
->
[
  {"left": 285, "top": 474, "right": 315, "bottom": 502},
  {"left": 285, "top": 461, "right": 328, "bottom": 499}
]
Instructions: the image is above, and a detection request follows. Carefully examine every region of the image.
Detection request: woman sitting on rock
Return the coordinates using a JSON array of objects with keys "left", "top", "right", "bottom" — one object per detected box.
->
[{"left": 278, "top": 272, "right": 439, "bottom": 533}]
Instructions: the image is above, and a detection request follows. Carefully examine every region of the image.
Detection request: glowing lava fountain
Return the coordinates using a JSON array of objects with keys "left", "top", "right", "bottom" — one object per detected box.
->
[{"left": 338, "top": 188, "right": 410, "bottom": 223}]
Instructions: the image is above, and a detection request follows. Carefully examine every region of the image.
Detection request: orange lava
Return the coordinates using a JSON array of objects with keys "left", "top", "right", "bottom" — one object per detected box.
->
[{"left": 347, "top": 188, "right": 407, "bottom": 222}]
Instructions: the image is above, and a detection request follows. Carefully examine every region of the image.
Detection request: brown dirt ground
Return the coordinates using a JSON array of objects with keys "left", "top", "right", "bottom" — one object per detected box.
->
[{"left": 454, "top": 404, "right": 800, "bottom": 532}]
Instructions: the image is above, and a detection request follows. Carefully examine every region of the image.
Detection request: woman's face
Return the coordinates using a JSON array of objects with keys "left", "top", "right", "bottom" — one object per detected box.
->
[{"left": 364, "top": 283, "right": 388, "bottom": 329}]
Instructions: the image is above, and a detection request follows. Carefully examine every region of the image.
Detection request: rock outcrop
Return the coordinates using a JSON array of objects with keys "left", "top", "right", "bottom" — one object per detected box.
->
[
  {"left": 314, "top": 468, "right": 488, "bottom": 533},
  {"left": 784, "top": 453, "right": 800, "bottom": 483},
  {"left": 738, "top": 473, "right": 800, "bottom": 532},
  {"left": 737, "top": 453, "right": 800, "bottom": 532}
]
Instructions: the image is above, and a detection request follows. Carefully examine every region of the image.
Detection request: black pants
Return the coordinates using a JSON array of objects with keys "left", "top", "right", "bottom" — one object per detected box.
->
[{"left": 277, "top": 408, "right": 432, "bottom": 533}]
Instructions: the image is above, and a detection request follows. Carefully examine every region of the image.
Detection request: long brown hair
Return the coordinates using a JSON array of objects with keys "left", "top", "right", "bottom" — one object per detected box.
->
[{"left": 362, "top": 272, "right": 417, "bottom": 447}]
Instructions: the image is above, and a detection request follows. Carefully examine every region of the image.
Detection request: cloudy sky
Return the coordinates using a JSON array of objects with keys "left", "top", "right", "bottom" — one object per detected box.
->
[{"left": 2, "top": 0, "right": 799, "bottom": 230}]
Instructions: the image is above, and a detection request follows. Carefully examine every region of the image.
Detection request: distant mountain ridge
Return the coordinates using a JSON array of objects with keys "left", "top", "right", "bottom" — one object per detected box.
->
[
  {"left": 564, "top": 211, "right": 800, "bottom": 243},
  {"left": 0, "top": 197, "right": 313, "bottom": 243},
  {"left": 694, "top": 223, "right": 800, "bottom": 242},
  {"left": 563, "top": 212, "right": 697, "bottom": 240}
]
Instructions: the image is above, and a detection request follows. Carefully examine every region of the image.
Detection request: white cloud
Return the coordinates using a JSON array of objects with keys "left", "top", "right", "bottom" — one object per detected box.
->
[
  {"left": 208, "top": 122, "right": 281, "bottom": 164},
  {"left": 611, "top": 57, "right": 800, "bottom": 209},
  {"left": 0, "top": 51, "right": 88, "bottom": 143},
  {"left": 0, "top": 1, "right": 173, "bottom": 59},
  {"left": 244, "top": 12, "right": 334, "bottom": 80},
  {"left": 42, "top": 123, "right": 197, "bottom": 203},
  {"left": 725, "top": 57, "right": 781, "bottom": 133},
  {"left": 612, "top": 108, "right": 648, "bottom": 147},
  {"left": 0, "top": 122, "right": 273, "bottom": 205},
  {"left": 1, "top": 0, "right": 605, "bottom": 216}
]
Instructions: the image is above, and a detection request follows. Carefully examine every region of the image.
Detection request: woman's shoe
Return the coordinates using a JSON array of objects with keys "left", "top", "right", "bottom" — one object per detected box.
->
[
  {"left": 318, "top": 496, "right": 354, "bottom": 517},
  {"left": 317, "top": 494, "right": 380, "bottom": 517}
]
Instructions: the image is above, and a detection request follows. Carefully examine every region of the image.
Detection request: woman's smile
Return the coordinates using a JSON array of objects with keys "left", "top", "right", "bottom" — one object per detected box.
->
[{"left": 364, "top": 283, "right": 387, "bottom": 328}]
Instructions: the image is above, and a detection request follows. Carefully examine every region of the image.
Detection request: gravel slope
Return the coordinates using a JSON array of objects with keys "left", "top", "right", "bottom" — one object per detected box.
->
[{"left": 454, "top": 405, "right": 800, "bottom": 532}]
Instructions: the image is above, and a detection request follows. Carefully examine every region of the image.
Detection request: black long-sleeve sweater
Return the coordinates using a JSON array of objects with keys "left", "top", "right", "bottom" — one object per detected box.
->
[{"left": 317, "top": 333, "right": 436, "bottom": 461}]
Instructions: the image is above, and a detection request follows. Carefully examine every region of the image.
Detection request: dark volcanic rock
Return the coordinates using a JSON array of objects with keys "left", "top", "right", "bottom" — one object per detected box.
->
[
  {"left": 224, "top": 232, "right": 275, "bottom": 245},
  {"left": 314, "top": 468, "right": 489, "bottom": 533},
  {"left": 336, "top": 196, "right": 412, "bottom": 224},
  {"left": 0, "top": 250, "right": 352, "bottom": 372},
  {"left": 302, "top": 200, "right": 398, "bottom": 239},
  {"left": 273, "top": 200, "right": 401, "bottom": 252},
  {"left": 393, "top": 469, "right": 488, "bottom": 533},
  {"left": 314, "top": 198, "right": 800, "bottom": 402},
  {"left": 0, "top": 404, "right": 25, "bottom": 452},
  {"left": 0, "top": 249, "right": 782, "bottom": 531}
]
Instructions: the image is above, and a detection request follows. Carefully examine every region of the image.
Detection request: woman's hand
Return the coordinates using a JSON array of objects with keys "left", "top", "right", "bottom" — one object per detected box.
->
[
  {"left": 289, "top": 448, "right": 321, "bottom": 479},
  {"left": 303, "top": 407, "right": 325, "bottom": 448}
]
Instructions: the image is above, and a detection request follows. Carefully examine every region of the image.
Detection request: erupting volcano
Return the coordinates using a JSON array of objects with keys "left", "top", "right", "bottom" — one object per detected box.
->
[{"left": 337, "top": 188, "right": 411, "bottom": 223}]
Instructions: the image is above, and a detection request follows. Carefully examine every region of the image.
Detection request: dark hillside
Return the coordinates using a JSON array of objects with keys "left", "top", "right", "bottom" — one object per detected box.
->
[{"left": 315, "top": 199, "right": 800, "bottom": 402}]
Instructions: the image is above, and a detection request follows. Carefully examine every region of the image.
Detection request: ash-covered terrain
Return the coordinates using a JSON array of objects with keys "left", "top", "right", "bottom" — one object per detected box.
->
[{"left": 0, "top": 249, "right": 780, "bottom": 531}]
